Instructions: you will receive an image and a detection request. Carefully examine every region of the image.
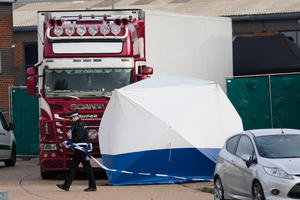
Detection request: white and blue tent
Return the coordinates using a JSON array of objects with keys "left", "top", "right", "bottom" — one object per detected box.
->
[{"left": 99, "top": 76, "right": 243, "bottom": 185}]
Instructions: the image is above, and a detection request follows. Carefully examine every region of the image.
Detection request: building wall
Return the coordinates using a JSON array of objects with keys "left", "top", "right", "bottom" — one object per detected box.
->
[
  {"left": 233, "top": 19, "right": 300, "bottom": 47},
  {"left": 14, "top": 30, "right": 37, "bottom": 85},
  {"left": 0, "top": 3, "right": 13, "bottom": 47},
  {"left": 233, "top": 19, "right": 300, "bottom": 35},
  {"left": 0, "top": 3, "right": 15, "bottom": 114}
]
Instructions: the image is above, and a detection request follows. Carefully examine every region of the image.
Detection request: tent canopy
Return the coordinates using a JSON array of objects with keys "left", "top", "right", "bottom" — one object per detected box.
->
[
  {"left": 99, "top": 75, "right": 243, "bottom": 185},
  {"left": 233, "top": 34, "right": 300, "bottom": 76}
]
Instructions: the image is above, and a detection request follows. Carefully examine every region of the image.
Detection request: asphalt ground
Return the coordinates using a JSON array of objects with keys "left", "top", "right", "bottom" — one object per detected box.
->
[{"left": 0, "top": 158, "right": 214, "bottom": 200}]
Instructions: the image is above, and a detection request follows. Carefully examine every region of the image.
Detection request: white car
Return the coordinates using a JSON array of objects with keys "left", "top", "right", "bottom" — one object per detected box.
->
[
  {"left": 214, "top": 129, "right": 300, "bottom": 200},
  {"left": 0, "top": 111, "right": 16, "bottom": 167}
]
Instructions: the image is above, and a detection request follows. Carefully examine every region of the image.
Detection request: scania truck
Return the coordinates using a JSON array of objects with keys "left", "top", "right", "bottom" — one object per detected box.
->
[{"left": 26, "top": 9, "right": 153, "bottom": 178}]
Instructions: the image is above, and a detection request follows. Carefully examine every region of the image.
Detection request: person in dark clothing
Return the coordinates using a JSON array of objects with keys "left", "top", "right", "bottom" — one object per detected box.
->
[{"left": 56, "top": 111, "right": 97, "bottom": 192}]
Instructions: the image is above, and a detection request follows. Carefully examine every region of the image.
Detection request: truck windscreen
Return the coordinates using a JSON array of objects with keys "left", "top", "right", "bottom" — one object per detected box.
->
[{"left": 44, "top": 68, "right": 132, "bottom": 98}]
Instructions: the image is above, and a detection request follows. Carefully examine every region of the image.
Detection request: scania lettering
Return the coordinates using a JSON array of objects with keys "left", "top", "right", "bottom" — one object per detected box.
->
[
  {"left": 70, "top": 104, "right": 105, "bottom": 111},
  {"left": 26, "top": 9, "right": 153, "bottom": 178}
]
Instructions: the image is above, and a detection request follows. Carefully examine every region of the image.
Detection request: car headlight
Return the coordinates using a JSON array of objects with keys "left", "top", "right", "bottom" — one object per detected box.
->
[
  {"left": 264, "top": 166, "right": 294, "bottom": 180},
  {"left": 88, "top": 129, "right": 98, "bottom": 140}
]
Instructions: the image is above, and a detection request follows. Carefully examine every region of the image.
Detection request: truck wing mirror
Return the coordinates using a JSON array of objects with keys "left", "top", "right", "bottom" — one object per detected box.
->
[
  {"left": 27, "top": 67, "right": 36, "bottom": 76},
  {"left": 139, "top": 66, "right": 153, "bottom": 75},
  {"left": 26, "top": 67, "right": 41, "bottom": 97}
]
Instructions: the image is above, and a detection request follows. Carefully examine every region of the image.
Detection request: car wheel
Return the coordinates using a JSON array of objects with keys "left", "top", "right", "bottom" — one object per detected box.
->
[
  {"left": 4, "top": 144, "right": 16, "bottom": 167},
  {"left": 214, "top": 177, "right": 224, "bottom": 200},
  {"left": 252, "top": 181, "right": 265, "bottom": 200}
]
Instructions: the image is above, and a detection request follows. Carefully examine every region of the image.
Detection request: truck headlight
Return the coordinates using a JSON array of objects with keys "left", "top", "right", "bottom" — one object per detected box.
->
[
  {"left": 100, "top": 24, "right": 110, "bottom": 35},
  {"left": 57, "top": 128, "right": 63, "bottom": 134},
  {"left": 54, "top": 26, "right": 63, "bottom": 36},
  {"left": 76, "top": 25, "right": 86, "bottom": 36},
  {"left": 88, "top": 129, "right": 98, "bottom": 140},
  {"left": 264, "top": 166, "right": 294, "bottom": 180},
  {"left": 88, "top": 25, "right": 98, "bottom": 36},
  {"left": 66, "top": 129, "right": 72, "bottom": 139},
  {"left": 65, "top": 26, "right": 74, "bottom": 36},
  {"left": 111, "top": 24, "right": 121, "bottom": 35},
  {"left": 41, "top": 143, "right": 57, "bottom": 151}
]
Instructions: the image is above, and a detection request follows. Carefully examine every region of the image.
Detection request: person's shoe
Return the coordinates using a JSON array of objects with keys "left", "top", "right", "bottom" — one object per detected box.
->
[
  {"left": 84, "top": 187, "right": 97, "bottom": 192},
  {"left": 56, "top": 184, "right": 69, "bottom": 191}
]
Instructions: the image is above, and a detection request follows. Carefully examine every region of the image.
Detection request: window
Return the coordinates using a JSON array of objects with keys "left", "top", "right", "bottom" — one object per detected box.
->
[
  {"left": 256, "top": 134, "right": 300, "bottom": 158},
  {"left": 226, "top": 135, "right": 240, "bottom": 154},
  {"left": 44, "top": 68, "right": 133, "bottom": 98},
  {"left": 0, "top": 112, "right": 8, "bottom": 130},
  {"left": 24, "top": 42, "right": 38, "bottom": 69},
  {"left": 236, "top": 136, "right": 254, "bottom": 157}
]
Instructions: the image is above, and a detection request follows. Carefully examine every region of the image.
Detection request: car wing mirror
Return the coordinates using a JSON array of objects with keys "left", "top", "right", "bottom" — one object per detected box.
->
[
  {"left": 8, "top": 123, "right": 15, "bottom": 131},
  {"left": 241, "top": 154, "right": 252, "bottom": 168}
]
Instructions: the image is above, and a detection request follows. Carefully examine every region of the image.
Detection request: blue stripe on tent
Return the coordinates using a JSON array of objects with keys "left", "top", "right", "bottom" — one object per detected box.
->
[{"left": 102, "top": 148, "right": 220, "bottom": 185}]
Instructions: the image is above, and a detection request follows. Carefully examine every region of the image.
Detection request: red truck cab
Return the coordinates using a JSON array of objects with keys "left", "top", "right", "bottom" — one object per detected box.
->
[{"left": 26, "top": 9, "right": 152, "bottom": 178}]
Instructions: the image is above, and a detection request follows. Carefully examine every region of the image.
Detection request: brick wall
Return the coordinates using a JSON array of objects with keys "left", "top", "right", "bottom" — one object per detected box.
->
[
  {"left": 0, "top": 2, "right": 14, "bottom": 113},
  {"left": 0, "top": 48, "right": 14, "bottom": 76},
  {"left": 0, "top": 77, "right": 15, "bottom": 111},
  {"left": 0, "top": 3, "right": 13, "bottom": 47},
  {"left": 14, "top": 42, "right": 24, "bottom": 67}
]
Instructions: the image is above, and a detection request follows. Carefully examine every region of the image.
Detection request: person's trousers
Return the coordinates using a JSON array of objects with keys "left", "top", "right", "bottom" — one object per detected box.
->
[{"left": 64, "top": 150, "right": 96, "bottom": 189}]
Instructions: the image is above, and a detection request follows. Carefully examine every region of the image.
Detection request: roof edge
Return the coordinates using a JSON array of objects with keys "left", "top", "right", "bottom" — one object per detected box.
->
[
  {"left": 13, "top": 25, "right": 37, "bottom": 32},
  {"left": 228, "top": 12, "right": 300, "bottom": 21}
]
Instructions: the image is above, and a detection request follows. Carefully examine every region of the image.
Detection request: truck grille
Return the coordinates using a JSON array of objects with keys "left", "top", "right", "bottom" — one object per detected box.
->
[{"left": 42, "top": 160, "right": 64, "bottom": 169}]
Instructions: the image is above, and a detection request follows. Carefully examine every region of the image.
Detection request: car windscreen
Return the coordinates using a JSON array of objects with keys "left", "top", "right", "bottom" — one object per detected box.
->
[{"left": 255, "top": 134, "right": 300, "bottom": 158}]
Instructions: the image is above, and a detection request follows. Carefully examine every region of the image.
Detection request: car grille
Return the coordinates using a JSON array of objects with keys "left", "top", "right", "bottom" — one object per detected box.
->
[{"left": 288, "top": 183, "right": 300, "bottom": 199}]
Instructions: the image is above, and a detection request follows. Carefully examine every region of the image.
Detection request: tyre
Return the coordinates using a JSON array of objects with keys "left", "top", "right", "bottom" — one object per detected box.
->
[
  {"left": 252, "top": 181, "right": 265, "bottom": 200},
  {"left": 4, "top": 144, "right": 16, "bottom": 167},
  {"left": 41, "top": 171, "right": 54, "bottom": 179},
  {"left": 214, "top": 176, "right": 224, "bottom": 200}
]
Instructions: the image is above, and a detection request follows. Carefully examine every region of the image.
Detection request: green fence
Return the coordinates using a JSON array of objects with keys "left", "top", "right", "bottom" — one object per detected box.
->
[
  {"left": 227, "top": 74, "right": 300, "bottom": 130},
  {"left": 11, "top": 87, "right": 39, "bottom": 155}
]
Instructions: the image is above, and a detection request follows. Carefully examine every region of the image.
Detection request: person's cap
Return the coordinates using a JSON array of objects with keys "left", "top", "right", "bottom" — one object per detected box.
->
[{"left": 67, "top": 111, "right": 79, "bottom": 119}]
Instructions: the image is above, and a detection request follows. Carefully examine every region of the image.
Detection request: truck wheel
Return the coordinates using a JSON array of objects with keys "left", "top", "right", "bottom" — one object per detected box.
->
[
  {"left": 41, "top": 171, "right": 54, "bottom": 179},
  {"left": 4, "top": 144, "right": 16, "bottom": 167}
]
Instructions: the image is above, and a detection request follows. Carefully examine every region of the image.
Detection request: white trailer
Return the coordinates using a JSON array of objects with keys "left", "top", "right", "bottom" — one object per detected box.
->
[{"left": 145, "top": 11, "right": 232, "bottom": 91}]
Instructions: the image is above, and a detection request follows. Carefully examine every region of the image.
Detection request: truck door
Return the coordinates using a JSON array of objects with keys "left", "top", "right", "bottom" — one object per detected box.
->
[{"left": 0, "top": 113, "right": 10, "bottom": 159}]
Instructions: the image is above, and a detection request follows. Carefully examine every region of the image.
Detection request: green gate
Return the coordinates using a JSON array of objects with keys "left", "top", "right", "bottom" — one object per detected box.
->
[
  {"left": 11, "top": 87, "right": 39, "bottom": 155},
  {"left": 227, "top": 74, "right": 300, "bottom": 130}
]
